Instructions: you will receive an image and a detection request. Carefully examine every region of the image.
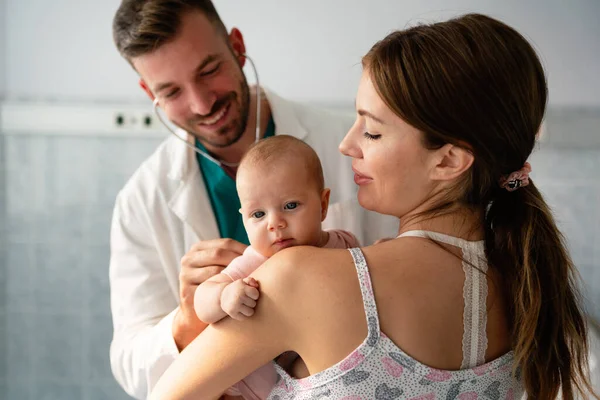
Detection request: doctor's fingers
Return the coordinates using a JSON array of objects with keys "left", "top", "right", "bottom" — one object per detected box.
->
[
  {"left": 189, "top": 238, "right": 247, "bottom": 257},
  {"left": 181, "top": 247, "right": 243, "bottom": 269},
  {"left": 180, "top": 265, "right": 224, "bottom": 285}
]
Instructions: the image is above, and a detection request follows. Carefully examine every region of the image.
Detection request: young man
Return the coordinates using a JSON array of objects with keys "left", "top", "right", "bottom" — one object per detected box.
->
[{"left": 109, "top": 1, "right": 397, "bottom": 398}]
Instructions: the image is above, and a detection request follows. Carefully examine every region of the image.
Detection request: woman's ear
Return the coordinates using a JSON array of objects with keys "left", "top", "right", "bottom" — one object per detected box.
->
[
  {"left": 430, "top": 144, "right": 474, "bottom": 182},
  {"left": 320, "top": 188, "right": 331, "bottom": 221}
]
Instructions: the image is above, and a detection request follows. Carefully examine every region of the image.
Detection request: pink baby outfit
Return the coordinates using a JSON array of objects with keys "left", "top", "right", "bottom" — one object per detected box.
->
[
  {"left": 221, "top": 229, "right": 360, "bottom": 282},
  {"left": 222, "top": 229, "right": 360, "bottom": 400}
]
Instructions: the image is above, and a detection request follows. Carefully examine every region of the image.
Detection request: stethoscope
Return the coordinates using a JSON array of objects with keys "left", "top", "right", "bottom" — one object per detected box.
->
[{"left": 152, "top": 53, "right": 261, "bottom": 168}]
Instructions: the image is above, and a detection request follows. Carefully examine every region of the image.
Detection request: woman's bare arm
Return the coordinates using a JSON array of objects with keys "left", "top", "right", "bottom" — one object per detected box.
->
[{"left": 149, "top": 253, "right": 301, "bottom": 400}]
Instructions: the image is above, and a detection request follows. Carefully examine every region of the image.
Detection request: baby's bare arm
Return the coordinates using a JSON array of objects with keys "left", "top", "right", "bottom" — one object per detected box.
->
[{"left": 194, "top": 273, "right": 234, "bottom": 324}]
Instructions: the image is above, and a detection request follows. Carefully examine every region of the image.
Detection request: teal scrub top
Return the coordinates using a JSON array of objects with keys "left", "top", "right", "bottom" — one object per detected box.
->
[{"left": 195, "top": 118, "right": 276, "bottom": 245}]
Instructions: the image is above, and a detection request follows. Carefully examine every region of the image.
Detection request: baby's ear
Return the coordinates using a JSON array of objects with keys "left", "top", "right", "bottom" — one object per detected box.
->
[{"left": 320, "top": 188, "right": 331, "bottom": 221}]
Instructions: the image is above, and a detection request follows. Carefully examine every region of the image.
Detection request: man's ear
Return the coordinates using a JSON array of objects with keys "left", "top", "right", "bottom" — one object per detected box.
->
[
  {"left": 430, "top": 143, "right": 474, "bottom": 182},
  {"left": 320, "top": 188, "right": 331, "bottom": 221},
  {"left": 139, "top": 79, "right": 155, "bottom": 102},
  {"left": 228, "top": 28, "right": 246, "bottom": 67}
]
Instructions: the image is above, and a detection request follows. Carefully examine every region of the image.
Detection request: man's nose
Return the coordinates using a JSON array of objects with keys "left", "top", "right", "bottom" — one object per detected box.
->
[{"left": 189, "top": 84, "right": 217, "bottom": 117}]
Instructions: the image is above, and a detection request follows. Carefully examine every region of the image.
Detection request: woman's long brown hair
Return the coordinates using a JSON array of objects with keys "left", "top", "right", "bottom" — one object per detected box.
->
[{"left": 363, "top": 13, "right": 597, "bottom": 399}]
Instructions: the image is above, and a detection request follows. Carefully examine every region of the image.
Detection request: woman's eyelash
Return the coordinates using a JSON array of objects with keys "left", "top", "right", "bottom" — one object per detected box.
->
[{"left": 364, "top": 132, "right": 382, "bottom": 140}]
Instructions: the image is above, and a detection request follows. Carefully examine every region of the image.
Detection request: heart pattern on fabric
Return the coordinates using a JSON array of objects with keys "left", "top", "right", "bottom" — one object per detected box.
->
[
  {"left": 425, "top": 369, "right": 452, "bottom": 382},
  {"left": 308, "top": 387, "right": 331, "bottom": 399},
  {"left": 381, "top": 356, "right": 404, "bottom": 377},
  {"left": 389, "top": 351, "right": 416, "bottom": 372},
  {"left": 407, "top": 393, "right": 435, "bottom": 400},
  {"left": 340, "top": 350, "right": 365, "bottom": 371},
  {"left": 375, "top": 383, "right": 403, "bottom": 400},
  {"left": 298, "top": 378, "right": 313, "bottom": 389},
  {"left": 446, "top": 380, "right": 466, "bottom": 400},
  {"left": 275, "top": 374, "right": 288, "bottom": 391},
  {"left": 367, "top": 316, "right": 379, "bottom": 347},
  {"left": 364, "top": 270, "right": 373, "bottom": 295},
  {"left": 342, "top": 370, "right": 370, "bottom": 386},
  {"left": 265, "top": 246, "right": 521, "bottom": 399},
  {"left": 490, "top": 362, "right": 512, "bottom": 378},
  {"left": 473, "top": 363, "right": 490, "bottom": 376},
  {"left": 483, "top": 381, "right": 501, "bottom": 400}
]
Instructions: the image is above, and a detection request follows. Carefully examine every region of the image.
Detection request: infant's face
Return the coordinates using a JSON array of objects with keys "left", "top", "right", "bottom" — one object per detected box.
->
[{"left": 237, "top": 163, "right": 327, "bottom": 258}]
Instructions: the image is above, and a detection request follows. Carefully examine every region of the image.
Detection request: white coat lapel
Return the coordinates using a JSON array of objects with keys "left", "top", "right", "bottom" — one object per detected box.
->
[
  {"left": 263, "top": 88, "right": 308, "bottom": 140},
  {"left": 166, "top": 131, "right": 220, "bottom": 242}
]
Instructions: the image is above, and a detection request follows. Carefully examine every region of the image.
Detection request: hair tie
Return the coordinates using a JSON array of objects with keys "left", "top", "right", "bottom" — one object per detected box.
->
[{"left": 499, "top": 162, "right": 532, "bottom": 192}]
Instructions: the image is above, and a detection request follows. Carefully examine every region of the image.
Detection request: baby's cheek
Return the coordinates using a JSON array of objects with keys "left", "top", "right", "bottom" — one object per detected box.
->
[
  {"left": 296, "top": 220, "right": 324, "bottom": 246},
  {"left": 248, "top": 227, "right": 271, "bottom": 255}
]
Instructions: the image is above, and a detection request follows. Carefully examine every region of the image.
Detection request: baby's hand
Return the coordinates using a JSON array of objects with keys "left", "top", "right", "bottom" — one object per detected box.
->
[{"left": 220, "top": 277, "right": 260, "bottom": 320}]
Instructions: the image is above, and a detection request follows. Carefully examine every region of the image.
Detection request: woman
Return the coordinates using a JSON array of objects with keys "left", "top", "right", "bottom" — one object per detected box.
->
[{"left": 150, "top": 13, "right": 597, "bottom": 400}]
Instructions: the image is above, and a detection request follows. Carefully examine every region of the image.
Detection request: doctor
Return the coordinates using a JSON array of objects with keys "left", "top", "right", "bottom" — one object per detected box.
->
[{"left": 109, "top": 0, "right": 397, "bottom": 399}]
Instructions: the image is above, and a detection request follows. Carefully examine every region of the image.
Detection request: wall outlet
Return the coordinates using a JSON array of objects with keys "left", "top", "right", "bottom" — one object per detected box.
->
[{"left": 113, "top": 111, "right": 156, "bottom": 131}]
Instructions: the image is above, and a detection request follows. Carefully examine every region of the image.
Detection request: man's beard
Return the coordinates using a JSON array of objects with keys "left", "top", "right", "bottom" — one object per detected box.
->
[{"left": 186, "top": 75, "right": 251, "bottom": 149}]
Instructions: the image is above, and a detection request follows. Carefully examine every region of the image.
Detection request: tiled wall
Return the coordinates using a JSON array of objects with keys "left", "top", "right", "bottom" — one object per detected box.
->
[
  {"left": 528, "top": 147, "right": 600, "bottom": 319},
  {"left": 0, "top": 113, "right": 598, "bottom": 399},
  {"left": 0, "top": 134, "right": 162, "bottom": 400}
]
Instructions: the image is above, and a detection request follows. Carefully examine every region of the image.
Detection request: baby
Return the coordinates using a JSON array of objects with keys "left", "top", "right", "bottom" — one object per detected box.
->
[{"left": 194, "top": 135, "right": 360, "bottom": 400}]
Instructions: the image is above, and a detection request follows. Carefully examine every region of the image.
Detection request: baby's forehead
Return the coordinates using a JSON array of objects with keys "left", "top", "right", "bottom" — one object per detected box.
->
[{"left": 239, "top": 156, "right": 313, "bottom": 182}]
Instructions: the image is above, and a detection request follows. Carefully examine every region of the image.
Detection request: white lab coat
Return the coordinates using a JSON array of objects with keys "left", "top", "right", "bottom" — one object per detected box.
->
[{"left": 108, "top": 89, "right": 398, "bottom": 399}]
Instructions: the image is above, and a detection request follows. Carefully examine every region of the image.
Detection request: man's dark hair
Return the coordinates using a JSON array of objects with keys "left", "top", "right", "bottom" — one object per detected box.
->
[{"left": 113, "top": 0, "right": 228, "bottom": 63}]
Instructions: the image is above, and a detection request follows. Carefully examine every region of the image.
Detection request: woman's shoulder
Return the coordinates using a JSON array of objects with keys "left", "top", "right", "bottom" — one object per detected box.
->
[
  {"left": 254, "top": 246, "right": 356, "bottom": 284},
  {"left": 251, "top": 246, "right": 360, "bottom": 310}
]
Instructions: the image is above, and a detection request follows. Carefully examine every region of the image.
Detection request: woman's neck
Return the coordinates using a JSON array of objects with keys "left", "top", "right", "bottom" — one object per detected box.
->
[{"left": 398, "top": 206, "right": 484, "bottom": 242}]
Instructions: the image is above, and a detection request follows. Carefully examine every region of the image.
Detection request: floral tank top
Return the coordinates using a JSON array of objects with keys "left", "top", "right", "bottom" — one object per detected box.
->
[{"left": 267, "top": 231, "right": 524, "bottom": 399}]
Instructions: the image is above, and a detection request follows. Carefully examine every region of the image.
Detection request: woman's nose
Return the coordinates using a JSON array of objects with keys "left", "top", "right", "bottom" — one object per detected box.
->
[{"left": 339, "top": 128, "right": 362, "bottom": 158}]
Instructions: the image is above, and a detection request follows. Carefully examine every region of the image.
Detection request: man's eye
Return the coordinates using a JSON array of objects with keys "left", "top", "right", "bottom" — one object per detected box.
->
[
  {"left": 284, "top": 202, "right": 298, "bottom": 210},
  {"left": 165, "top": 88, "right": 180, "bottom": 98},
  {"left": 200, "top": 64, "right": 220, "bottom": 77},
  {"left": 251, "top": 211, "right": 265, "bottom": 219}
]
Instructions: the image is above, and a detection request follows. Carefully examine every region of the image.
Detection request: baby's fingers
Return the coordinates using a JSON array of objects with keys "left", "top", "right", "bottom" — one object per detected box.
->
[
  {"left": 241, "top": 295, "right": 257, "bottom": 309},
  {"left": 238, "top": 304, "right": 255, "bottom": 318},
  {"left": 244, "top": 285, "right": 260, "bottom": 301},
  {"left": 244, "top": 277, "right": 259, "bottom": 288}
]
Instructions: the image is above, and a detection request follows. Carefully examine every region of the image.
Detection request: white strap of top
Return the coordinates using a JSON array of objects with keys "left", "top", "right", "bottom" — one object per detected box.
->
[
  {"left": 348, "top": 247, "right": 381, "bottom": 348},
  {"left": 397, "top": 230, "right": 489, "bottom": 369}
]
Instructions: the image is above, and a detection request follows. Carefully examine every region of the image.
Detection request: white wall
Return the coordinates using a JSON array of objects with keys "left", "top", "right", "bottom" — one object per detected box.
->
[
  {"left": 4, "top": 0, "right": 600, "bottom": 106},
  {"left": 0, "top": 0, "right": 5, "bottom": 98}
]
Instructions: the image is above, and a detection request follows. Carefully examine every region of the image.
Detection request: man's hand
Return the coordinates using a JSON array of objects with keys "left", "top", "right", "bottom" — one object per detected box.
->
[
  {"left": 173, "top": 239, "right": 247, "bottom": 351},
  {"left": 220, "top": 277, "right": 260, "bottom": 321}
]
